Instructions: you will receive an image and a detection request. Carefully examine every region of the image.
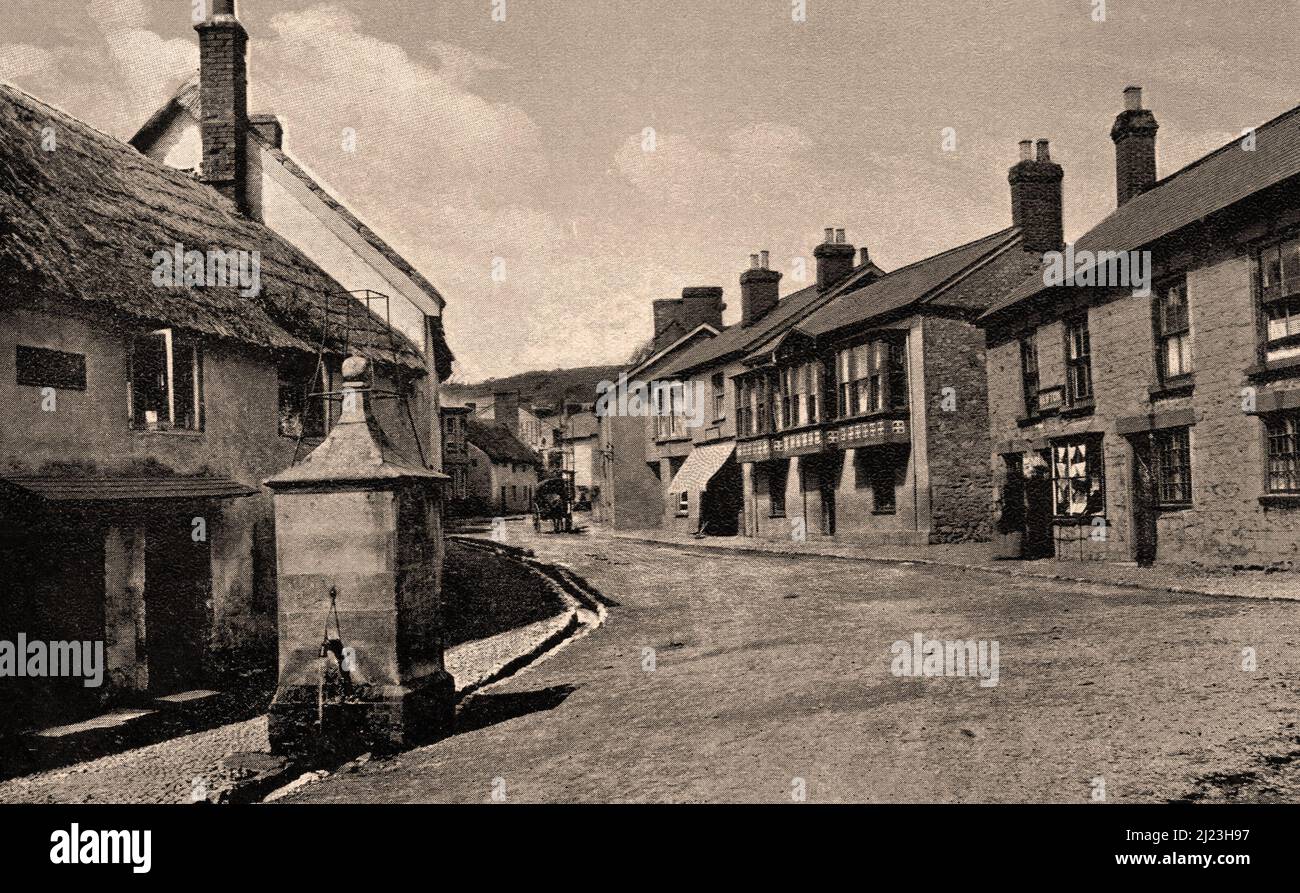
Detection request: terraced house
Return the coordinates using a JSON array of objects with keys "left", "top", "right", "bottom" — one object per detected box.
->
[
  {"left": 981, "top": 88, "right": 1300, "bottom": 568},
  {"left": 732, "top": 154, "right": 1051, "bottom": 546},
  {"left": 651, "top": 233, "right": 885, "bottom": 536},
  {"left": 592, "top": 305, "right": 719, "bottom": 531}
]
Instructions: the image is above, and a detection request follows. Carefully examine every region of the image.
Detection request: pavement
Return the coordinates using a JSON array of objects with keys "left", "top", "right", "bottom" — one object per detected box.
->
[
  {"left": 601, "top": 524, "right": 1300, "bottom": 603},
  {"left": 287, "top": 519, "right": 1300, "bottom": 804}
]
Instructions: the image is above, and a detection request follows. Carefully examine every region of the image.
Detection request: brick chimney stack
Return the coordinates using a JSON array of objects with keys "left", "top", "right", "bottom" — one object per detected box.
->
[
  {"left": 740, "top": 252, "right": 781, "bottom": 327},
  {"left": 1009, "top": 139, "right": 1064, "bottom": 254},
  {"left": 493, "top": 391, "right": 522, "bottom": 434},
  {"left": 1111, "top": 86, "right": 1159, "bottom": 207},
  {"left": 680, "top": 286, "right": 725, "bottom": 332},
  {"left": 651, "top": 287, "right": 724, "bottom": 350},
  {"left": 196, "top": 0, "right": 250, "bottom": 215},
  {"left": 814, "top": 227, "right": 856, "bottom": 292},
  {"left": 652, "top": 299, "right": 685, "bottom": 350}
]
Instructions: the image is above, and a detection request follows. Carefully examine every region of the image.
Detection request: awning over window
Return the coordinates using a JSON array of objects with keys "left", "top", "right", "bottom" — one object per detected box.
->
[
  {"left": 667, "top": 441, "right": 735, "bottom": 493},
  {"left": 0, "top": 475, "right": 258, "bottom": 503}
]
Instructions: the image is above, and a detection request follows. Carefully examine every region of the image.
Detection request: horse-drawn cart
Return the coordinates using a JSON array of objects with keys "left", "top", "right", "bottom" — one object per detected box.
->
[{"left": 533, "top": 470, "right": 575, "bottom": 533}]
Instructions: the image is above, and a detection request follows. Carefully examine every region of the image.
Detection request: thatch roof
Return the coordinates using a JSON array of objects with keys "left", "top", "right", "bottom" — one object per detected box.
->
[
  {"left": 0, "top": 83, "right": 424, "bottom": 371},
  {"left": 129, "top": 73, "right": 455, "bottom": 379}
]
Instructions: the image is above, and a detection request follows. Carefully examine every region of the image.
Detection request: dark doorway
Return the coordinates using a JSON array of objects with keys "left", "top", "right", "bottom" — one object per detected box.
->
[
  {"left": 1129, "top": 434, "right": 1158, "bottom": 567},
  {"left": 144, "top": 513, "right": 211, "bottom": 693},
  {"left": 1, "top": 507, "right": 106, "bottom": 732},
  {"left": 1023, "top": 454, "right": 1055, "bottom": 559},
  {"left": 804, "top": 452, "right": 841, "bottom": 536},
  {"left": 700, "top": 459, "right": 743, "bottom": 536}
]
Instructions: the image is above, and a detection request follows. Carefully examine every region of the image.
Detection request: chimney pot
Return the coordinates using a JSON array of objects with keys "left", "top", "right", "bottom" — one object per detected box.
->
[
  {"left": 860, "top": 246, "right": 871, "bottom": 265},
  {"left": 212, "top": 0, "right": 237, "bottom": 15},
  {"left": 760, "top": 250, "right": 770, "bottom": 269},
  {"left": 1009, "top": 139, "right": 1064, "bottom": 253},
  {"left": 750, "top": 253, "right": 760, "bottom": 269},
  {"left": 813, "top": 231, "right": 857, "bottom": 291},
  {"left": 1111, "top": 87, "right": 1159, "bottom": 206}
]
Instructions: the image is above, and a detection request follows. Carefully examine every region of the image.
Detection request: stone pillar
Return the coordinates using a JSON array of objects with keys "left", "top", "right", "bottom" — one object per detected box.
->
[
  {"left": 265, "top": 356, "right": 453, "bottom": 762},
  {"left": 104, "top": 524, "right": 147, "bottom": 691}
]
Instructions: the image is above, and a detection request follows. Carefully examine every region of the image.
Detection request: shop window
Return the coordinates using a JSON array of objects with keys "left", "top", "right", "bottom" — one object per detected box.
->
[
  {"left": 129, "top": 329, "right": 202, "bottom": 431},
  {"left": 1051, "top": 435, "right": 1105, "bottom": 517}
]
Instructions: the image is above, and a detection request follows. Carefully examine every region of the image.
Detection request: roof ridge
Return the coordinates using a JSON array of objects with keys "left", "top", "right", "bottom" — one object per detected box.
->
[{"left": 1139, "top": 101, "right": 1300, "bottom": 196}]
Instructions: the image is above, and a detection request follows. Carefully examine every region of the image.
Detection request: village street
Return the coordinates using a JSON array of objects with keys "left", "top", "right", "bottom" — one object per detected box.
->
[{"left": 290, "top": 522, "right": 1300, "bottom": 804}]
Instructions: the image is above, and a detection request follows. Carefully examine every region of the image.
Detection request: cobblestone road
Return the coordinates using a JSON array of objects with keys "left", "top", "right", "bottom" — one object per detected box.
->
[
  {"left": 0, "top": 597, "right": 578, "bottom": 804},
  {"left": 290, "top": 521, "right": 1300, "bottom": 804}
]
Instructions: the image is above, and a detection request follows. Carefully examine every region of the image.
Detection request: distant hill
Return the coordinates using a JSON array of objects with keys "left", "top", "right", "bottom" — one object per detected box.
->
[{"left": 442, "top": 364, "right": 625, "bottom": 411}]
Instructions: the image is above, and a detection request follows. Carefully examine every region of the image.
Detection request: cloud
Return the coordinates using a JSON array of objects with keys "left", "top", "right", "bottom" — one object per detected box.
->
[
  {"left": 0, "top": 44, "right": 64, "bottom": 81},
  {"left": 87, "top": 0, "right": 149, "bottom": 31}
]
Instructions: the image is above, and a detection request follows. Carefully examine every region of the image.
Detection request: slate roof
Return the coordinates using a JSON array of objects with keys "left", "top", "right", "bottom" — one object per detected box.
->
[
  {"left": 0, "top": 82, "right": 425, "bottom": 371},
  {"left": 466, "top": 417, "right": 541, "bottom": 466},
  {"left": 985, "top": 101, "right": 1300, "bottom": 319},
  {"left": 795, "top": 227, "right": 1021, "bottom": 340},
  {"left": 657, "top": 260, "right": 884, "bottom": 378}
]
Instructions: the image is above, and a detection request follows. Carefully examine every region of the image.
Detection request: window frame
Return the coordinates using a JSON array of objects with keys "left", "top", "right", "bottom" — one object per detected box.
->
[
  {"left": 278, "top": 360, "right": 329, "bottom": 440},
  {"left": 1063, "top": 314, "right": 1093, "bottom": 407},
  {"left": 1154, "top": 277, "right": 1192, "bottom": 383},
  {"left": 869, "top": 462, "right": 896, "bottom": 515},
  {"left": 711, "top": 372, "right": 726, "bottom": 421},
  {"left": 128, "top": 328, "right": 203, "bottom": 432},
  {"left": 1265, "top": 411, "right": 1300, "bottom": 494},
  {"left": 1019, "top": 334, "right": 1040, "bottom": 417},
  {"left": 836, "top": 337, "right": 906, "bottom": 420},
  {"left": 1050, "top": 434, "right": 1106, "bottom": 519},
  {"left": 1152, "top": 426, "right": 1193, "bottom": 508},
  {"left": 768, "top": 462, "right": 788, "bottom": 518},
  {"left": 1257, "top": 234, "right": 1300, "bottom": 363}
]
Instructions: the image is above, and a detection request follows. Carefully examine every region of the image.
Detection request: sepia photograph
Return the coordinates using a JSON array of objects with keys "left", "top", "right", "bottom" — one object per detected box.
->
[{"left": 0, "top": 0, "right": 1296, "bottom": 875}]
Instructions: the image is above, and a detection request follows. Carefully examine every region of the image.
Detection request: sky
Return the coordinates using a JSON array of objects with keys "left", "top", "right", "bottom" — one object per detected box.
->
[{"left": 1, "top": 0, "right": 1298, "bottom": 382}]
